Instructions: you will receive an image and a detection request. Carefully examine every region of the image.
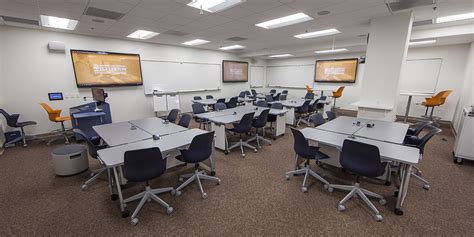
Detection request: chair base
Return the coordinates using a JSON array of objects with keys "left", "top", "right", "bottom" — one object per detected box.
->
[
  {"left": 175, "top": 169, "right": 221, "bottom": 199},
  {"left": 247, "top": 128, "right": 272, "bottom": 148},
  {"left": 228, "top": 137, "right": 257, "bottom": 157},
  {"left": 411, "top": 166, "right": 430, "bottom": 190},
  {"left": 285, "top": 163, "right": 330, "bottom": 193},
  {"left": 81, "top": 167, "right": 107, "bottom": 191},
  {"left": 124, "top": 185, "right": 174, "bottom": 225}
]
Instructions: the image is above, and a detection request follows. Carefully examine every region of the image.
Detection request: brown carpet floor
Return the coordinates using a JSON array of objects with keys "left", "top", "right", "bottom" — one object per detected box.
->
[{"left": 1, "top": 118, "right": 473, "bottom": 236}]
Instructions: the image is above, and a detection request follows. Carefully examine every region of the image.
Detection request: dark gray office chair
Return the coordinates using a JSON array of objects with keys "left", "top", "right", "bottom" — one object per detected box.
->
[
  {"left": 304, "top": 92, "right": 314, "bottom": 100},
  {"left": 249, "top": 109, "right": 271, "bottom": 148},
  {"left": 0, "top": 109, "right": 37, "bottom": 147},
  {"left": 317, "top": 96, "right": 327, "bottom": 111},
  {"left": 308, "top": 99, "right": 318, "bottom": 115},
  {"left": 178, "top": 113, "right": 192, "bottom": 128},
  {"left": 295, "top": 100, "right": 311, "bottom": 126},
  {"left": 175, "top": 131, "right": 221, "bottom": 198},
  {"left": 251, "top": 89, "right": 257, "bottom": 96},
  {"left": 279, "top": 94, "right": 287, "bottom": 101},
  {"left": 269, "top": 89, "right": 276, "bottom": 94},
  {"left": 226, "top": 112, "right": 256, "bottom": 157},
  {"left": 238, "top": 91, "right": 246, "bottom": 98},
  {"left": 193, "top": 96, "right": 202, "bottom": 100},
  {"left": 192, "top": 103, "right": 209, "bottom": 129},
  {"left": 405, "top": 121, "right": 433, "bottom": 137},
  {"left": 267, "top": 102, "right": 282, "bottom": 139},
  {"left": 206, "top": 95, "right": 213, "bottom": 99},
  {"left": 167, "top": 109, "right": 180, "bottom": 123},
  {"left": 244, "top": 91, "right": 251, "bottom": 96},
  {"left": 215, "top": 102, "right": 227, "bottom": 111},
  {"left": 216, "top": 98, "right": 226, "bottom": 104},
  {"left": 256, "top": 100, "right": 268, "bottom": 107},
  {"left": 328, "top": 140, "right": 388, "bottom": 222},
  {"left": 309, "top": 114, "right": 326, "bottom": 127},
  {"left": 122, "top": 147, "right": 174, "bottom": 225},
  {"left": 265, "top": 94, "right": 274, "bottom": 102},
  {"left": 226, "top": 97, "right": 238, "bottom": 108},
  {"left": 273, "top": 93, "right": 281, "bottom": 101},
  {"left": 285, "top": 128, "right": 330, "bottom": 192},
  {"left": 282, "top": 90, "right": 288, "bottom": 95},
  {"left": 326, "top": 111, "right": 336, "bottom": 121},
  {"left": 403, "top": 125, "right": 442, "bottom": 190}
]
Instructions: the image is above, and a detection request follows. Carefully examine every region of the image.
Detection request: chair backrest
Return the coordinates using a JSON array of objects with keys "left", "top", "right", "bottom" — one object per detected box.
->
[
  {"left": 308, "top": 99, "right": 318, "bottom": 111},
  {"left": 40, "top": 102, "right": 61, "bottom": 122},
  {"left": 253, "top": 109, "right": 270, "bottom": 128},
  {"left": 440, "top": 90, "right": 452, "bottom": 105},
  {"left": 326, "top": 111, "right": 336, "bottom": 120},
  {"left": 233, "top": 112, "right": 255, "bottom": 133},
  {"left": 265, "top": 94, "right": 274, "bottom": 102},
  {"left": 0, "top": 109, "right": 19, "bottom": 127},
  {"left": 238, "top": 91, "right": 246, "bottom": 98},
  {"left": 304, "top": 92, "right": 314, "bottom": 99},
  {"left": 256, "top": 100, "right": 268, "bottom": 107},
  {"left": 271, "top": 102, "right": 283, "bottom": 110},
  {"left": 269, "top": 89, "right": 276, "bottom": 94},
  {"left": 406, "top": 125, "right": 442, "bottom": 155},
  {"left": 279, "top": 94, "right": 287, "bottom": 101},
  {"left": 427, "top": 91, "right": 445, "bottom": 105},
  {"left": 244, "top": 91, "right": 251, "bottom": 96},
  {"left": 297, "top": 100, "right": 311, "bottom": 113},
  {"left": 332, "top": 86, "right": 345, "bottom": 98},
  {"left": 251, "top": 89, "right": 257, "bottom": 95},
  {"left": 217, "top": 98, "right": 226, "bottom": 104},
  {"left": 124, "top": 147, "right": 166, "bottom": 182},
  {"left": 178, "top": 113, "right": 192, "bottom": 128},
  {"left": 193, "top": 96, "right": 202, "bottom": 100},
  {"left": 340, "top": 139, "right": 386, "bottom": 177},
  {"left": 227, "top": 97, "right": 238, "bottom": 108},
  {"left": 167, "top": 109, "right": 180, "bottom": 123},
  {"left": 73, "top": 129, "right": 100, "bottom": 158},
  {"left": 215, "top": 102, "right": 227, "bottom": 111},
  {"left": 180, "top": 131, "right": 215, "bottom": 163},
  {"left": 192, "top": 103, "right": 206, "bottom": 114},
  {"left": 320, "top": 95, "right": 327, "bottom": 101},
  {"left": 407, "top": 121, "right": 433, "bottom": 136},
  {"left": 290, "top": 128, "right": 316, "bottom": 160},
  {"left": 309, "top": 114, "right": 325, "bottom": 127},
  {"left": 273, "top": 92, "right": 281, "bottom": 100},
  {"left": 206, "top": 95, "right": 214, "bottom": 99},
  {"left": 282, "top": 90, "right": 288, "bottom": 94}
]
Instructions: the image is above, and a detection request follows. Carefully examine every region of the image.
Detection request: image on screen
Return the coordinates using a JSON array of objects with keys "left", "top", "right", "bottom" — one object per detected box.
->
[
  {"left": 315, "top": 58, "right": 358, "bottom": 83},
  {"left": 222, "top": 60, "right": 249, "bottom": 82},
  {"left": 71, "top": 50, "right": 143, "bottom": 87}
]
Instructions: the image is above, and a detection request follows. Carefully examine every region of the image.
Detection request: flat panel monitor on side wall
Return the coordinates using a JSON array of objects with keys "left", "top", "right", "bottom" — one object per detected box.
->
[
  {"left": 315, "top": 58, "right": 358, "bottom": 83},
  {"left": 71, "top": 50, "right": 143, "bottom": 87},
  {"left": 222, "top": 60, "right": 249, "bottom": 82}
]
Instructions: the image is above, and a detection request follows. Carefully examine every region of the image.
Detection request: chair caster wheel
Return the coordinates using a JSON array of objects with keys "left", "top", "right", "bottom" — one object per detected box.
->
[
  {"left": 284, "top": 175, "right": 290, "bottom": 180},
  {"left": 166, "top": 206, "right": 173, "bottom": 214},
  {"left": 81, "top": 185, "right": 87, "bottom": 191},
  {"left": 202, "top": 193, "right": 208, "bottom": 199},
  {"left": 216, "top": 179, "right": 221, "bottom": 185},
  {"left": 337, "top": 204, "right": 346, "bottom": 212},
  {"left": 210, "top": 171, "right": 216, "bottom": 176},
  {"left": 130, "top": 218, "right": 139, "bottom": 226},
  {"left": 379, "top": 199, "right": 387, "bottom": 205},
  {"left": 254, "top": 149, "right": 258, "bottom": 152},
  {"left": 179, "top": 177, "right": 184, "bottom": 182},
  {"left": 385, "top": 181, "right": 391, "bottom": 186},
  {"left": 423, "top": 184, "right": 430, "bottom": 190},
  {"left": 374, "top": 214, "right": 383, "bottom": 222},
  {"left": 224, "top": 151, "right": 229, "bottom": 155},
  {"left": 111, "top": 194, "right": 118, "bottom": 201},
  {"left": 171, "top": 189, "right": 176, "bottom": 196},
  {"left": 454, "top": 158, "right": 463, "bottom": 164},
  {"left": 121, "top": 210, "right": 130, "bottom": 218},
  {"left": 394, "top": 208, "right": 404, "bottom": 216},
  {"left": 300, "top": 187, "right": 308, "bottom": 193},
  {"left": 242, "top": 154, "right": 246, "bottom": 158},
  {"left": 175, "top": 190, "right": 182, "bottom": 197}
]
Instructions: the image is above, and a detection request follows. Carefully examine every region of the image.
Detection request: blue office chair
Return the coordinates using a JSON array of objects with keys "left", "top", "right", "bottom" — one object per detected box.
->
[
  {"left": 175, "top": 131, "right": 221, "bottom": 198},
  {"left": 309, "top": 113, "right": 325, "bottom": 127},
  {"left": 269, "top": 89, "right": 276, "bottom": 94},
  {"left": 326, "top": 111, "right": 336, "bottom": 121},
  {"left": 285, "top": 128, "right": 331, "bottom": 192},
  {"left": 226, "top": 97, "right": 238, "bottom": 108},
  {"left": 267, "top": 102, "right": 282, "bottom": 139},
  {"left": 178, "top": 113, "right": 192, "bottom": 128},
  {"left": 272, "top": 93, "right": 281, "bottom": 101},
  {"left": 192, "top": 103, "right": 209, "bottom": 129},
  {"left": 193, "top": 96, "right": 202, "bottom": 100},
  {"left": 279, "top": 94, "right": 287, "bottom": 101},
  {"left": 215, "top": 102, "right": 227, "bottom": 111},
  {"left": 216, "top": 98, "right": 226, "bottom": 104},
  {"left": 265, "top": 94, "right": 274, "bottom": 102},
  {"left": 295, "top": 100, "right": 311, "bottom": 126},
  {"left": 248, "top": 109, "right": 271, "bottom": 148},
  {"left": 122, "top": 147, "right": 174, "bottom": 225},
  {"left": 206, "top": 95, "right": 214, "bottom": 99},
  {"left": 255, "top": 100, "right": 268, "bottom": 107},
  {"left": 328, "top": 140, "right": 388, "bottom": 222},
  {"left": 282, "top": 90, "right": 288, "bottom": 95},
  {"left": 226, "top": 112, "right": 256, "bottom": 157},
  {"left": 304, "top": 92, "right": 314, "bottom": 100},
  {"left": 308, "top": 99, "right": 318, "bottom": 115},
  {"left": 167, "top": 109, "right": 180, "bottom": 123},
  {"left": 238, "top": 91, "right": 246, "bottom": 98},
  {"left": 0, "top": 109, "right": 37, "bottom": 147},
  {"left": 251, "top": 89, "right": 257, "bottom": 96}
]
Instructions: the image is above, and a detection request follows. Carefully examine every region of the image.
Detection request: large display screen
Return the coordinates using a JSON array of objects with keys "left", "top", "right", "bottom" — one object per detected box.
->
[
  {"left": 71, "top": 50, "right": 143, "bottom": 87},
  {"left": 222, "top": 60, "right": 249, "bottom": 82},
  {"left": 315, "top": 58, "right": 358, "bottom": 83}
]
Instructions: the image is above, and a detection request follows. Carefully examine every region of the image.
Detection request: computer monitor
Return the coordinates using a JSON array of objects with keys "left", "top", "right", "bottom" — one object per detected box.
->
[{"left": 91, "top": 88, "right": 106, "bottom": 103}]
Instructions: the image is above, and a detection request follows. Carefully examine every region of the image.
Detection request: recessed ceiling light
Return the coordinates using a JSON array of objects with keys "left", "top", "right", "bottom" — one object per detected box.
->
[
  {"left": 40, "top": 15, "right": 78, "bottom": 30},
  {"left": 315, "top": 48, "right": 348, "bottom": 54},
  {"left": 187, "top": 0, "right": 245, "bottom": 13},
  {"left": 409, "top": 40, "right": 436, "bottom": 47},
  {"left": 435, "top": 12, "right": 474, "bottom": 23},
  {"left": 268, "top": 54, "right": 294, "bottom": 58},
  {"left": 127, "top": 30, "right": 159, "bottom": 40},
  {"left": 294, "top": 28, "right": 340, "bottom": 39},
  {"left": 256, "top": 12, "right": 313, "bottom": 29},
  {"left": 182, "top": 39, "right": 211, "bottom": 46},
  {"left": 219, "top": 44, "right": 245, "bottom": 50}
]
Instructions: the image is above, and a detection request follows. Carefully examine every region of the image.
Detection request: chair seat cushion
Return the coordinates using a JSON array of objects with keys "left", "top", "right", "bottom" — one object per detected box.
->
[
  {"left": 299, "top": 146, "right": 330, "bottom": 160},
  {"left": 16, "top": 121, "right": 37, "bottom": 127},
  {"left": 54, "top": 116, "right": 71, "bottom": 122}
]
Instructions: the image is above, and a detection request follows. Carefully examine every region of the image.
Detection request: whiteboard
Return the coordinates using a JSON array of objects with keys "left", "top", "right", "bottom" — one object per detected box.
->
[
  {"left": 266, "top": 64, "right": 313, "bottom": 88},
  {"left": 399, "top": 58, "right": 442, "bottom": 94},
  {"left": 142, "top": 60, "right": 221, "bottom": 95},
  {"left": 250, "top": 65, "right": 265, "bottom": 88}
]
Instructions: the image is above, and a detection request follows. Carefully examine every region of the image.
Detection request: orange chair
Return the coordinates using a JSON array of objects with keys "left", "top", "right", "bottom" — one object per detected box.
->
[
  {"left": 305, "top": 85, "right": 314, "bottom": 94},
  {"left": 421, "top": 90, "right": 451, "bottom": 120},
  {"left": 330, "top": 86, "right": 345, "bottom": 111},
  {"left": 40, "top": 103, "right": 71, "bottom": 145}
]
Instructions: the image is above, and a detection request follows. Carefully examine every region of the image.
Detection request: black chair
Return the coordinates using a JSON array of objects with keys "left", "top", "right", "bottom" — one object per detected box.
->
[
  {"left": 74, "top": 129, "right": 108, "bottom": 191},
  {"left": 0, "top": 109, "right": 37, "bottom": 147},
  {"left": 215, "top": 102, "right": 227, "bottom": 111},
  {"left": 267, "top": 102, "right": 282, "bottom": 139},
  {"left": 308, "top": 99, "right": 318, "bottom": 115},
  {"left": 251, "top": 89, "right": 257, "bottom": 96},
  {"left": 316, "top": 96, "right": 327, "bottom": 111},
  {"left": 226, "top": 97, "right": 238, "bottom": 108},
  {"left": 309, "top": 114, "right": 326, "bottom": 127},
  {"left": 265, "top": 94, "right": 274, "bottom": 102},
  {"left": 326, "top": 111, "right": 336, "bottom": 121},
  {"left": 295, "top": 100, "right": 311, "bottom": 126},
  {"left": 216, "top": 98, "right": 226, "bottom": 104},
  {"left": 206, "top": 95, "right": 214, "bottom": 99},
  {"left": 192, "top": 103, "right": 209, "bottom": 129},
  {"left": 269, "top": 89, "right": 276, "bottom": 94},
  {"left": 244, "top": 91, "right": 251, "bottom": 97},
  {"left": 122, "top": 147, "right": 174, "bottom": 225},
  {"left": 282, "top": 90, "right": 288, "bottom": 95},
  {"left": 304, "top": 92, "right": 314, "bottom": 100},
  {"left": 193, "top": 96, "right": 202, "bottom": 100},
  {"left": 285, "top": 128, "right": 330, "bottom": 192},
  {"left": 175, "top": 131, "right": 221, "bottom": 198},
  {"left": 279, "top": 94, "right": 287, "bottom": 101},
  {"left": 248, "top": 109, "right": 271, "bottom": 148},
  {"left": 255, "top": 100, "right": 268, "bottom": 107},
  {"left": 273, "top": 93, "right": 281, "bottom": 101},
  {"left": 178, "top": 113, "right": 192, "bottom": 128},
  {"left": 403, "top": 125, "right": 442, "bottom": 190},
  {"left": 328, "top": 140, "right": 388, "bottom": 222},
  {"left": 226, "top": 112, "right": 256, "bottom": 157},
  {"left": 238, "top": 91, "right": 246, "bottom": 98},
  {"left": 406, "top": 121, "right": 433, "bottom": 137},
  {"left": 167, "top": 109, "right": 180, "bottom": 123}
]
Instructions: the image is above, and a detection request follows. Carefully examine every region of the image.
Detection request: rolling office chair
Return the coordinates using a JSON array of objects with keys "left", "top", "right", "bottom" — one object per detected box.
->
[
  {"left": 295, "top": 100, "right": 311, "bottom": 126},
  {"left": 206, "top": 95, "right": 214, "bottom": 99},
  {"left": 175, "top": 131, "right": 221, "bottom": 198},
  {"left": 0, "top": 109, "right": 37, "bottom": 147},
  {"left": 178, "top": 113, "right": 192, "bottom": 128},
  {"left": 282, "top": 90, "right": 288, "bottom": 95},
  {"left": 309, "top": 114, "right": 326, "bottom": 127},
  {"left": 265, "top": 94, "right": 274, "bottom": 102},
  {"left": 226, "top": 112, "right": 257, "bottom": 157},
  {"left": 238, "top": 91, "right": 247, "bottom": 106},
  {"left": 122, "top": 147, "right": 175, "bottom": 226},
  {"left": 244, "top": 90, "right": 251, "bottom": 97},
  {"left": 238, "top": 91, "right": 246, "bottom": 98},
  {"left": 326, "top": 111, "right": 336, "bottom": 121},
  {"left": 279, "top": 94, "right": 287, "bottom": 101},
  {"left": 226, "top": 97, "right": 238, "bottom": 109},
  {"left": 215, "top": 102, "right": 227, "bottom": 111},
  {"left": 251, "top": 89, "right": 258, "bottom": 97},
  {"left": 328, "top": 140, "right": 388, "bottom": 222},
  {"left": 248, "top": 109, "right": 271, "bottom": 148},
  {"left": 255, "top": 100, "right": 268, "bottom": 107},
  {"left": 273, "top": 93, "right": 281, "bottom": 101},
  {"left": 74, "top": 129, "right": 108, "bottom": 192},
  {"left": 308, "top": 99, "right": 318, "bottom": 115},
  {"left": 216, "top": 98, "right": 226, "bottom": 104},
  {"left": 192, "top": 103, "right": 209, "bottom": 129},
  {"left": 167, "top": 109, "right": 180, "bottom": 123},
  {"left": 403, "top": 125, "right": 442, "bottom": 190},
  {"left": 330, "top": 86, "right": 345, "bottom": 111},
  {"left": 316, "top": 96, "right": 327, "bottom": 112},
  {"left": 269, "top": 89, "right": 276, "bottom": 94},
  {"left": 267, "top": 102, "right": 282, "bottom": 139},
  {"left": 193, "top": 96, "right": 202, "bottom": 100},
  {"left": 285, "top": 128, "right": 330, "bottom": 192},
  {"left": 304, "top": 92, "right": 314, "bottom": 100},
  {"left": 40, "top": 103, "right": 72, "bottom": 145}
]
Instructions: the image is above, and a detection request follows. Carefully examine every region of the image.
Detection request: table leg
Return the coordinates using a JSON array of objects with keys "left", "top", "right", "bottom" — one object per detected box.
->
[
  {"left": 395, "top": 163, "right": 413, "bottom": 215},
  {"left": 112, "top": 166, "right": 127, "bottom": 216},
  {"left": 404, "top": 95, "right": 413, "bottom": 123}
]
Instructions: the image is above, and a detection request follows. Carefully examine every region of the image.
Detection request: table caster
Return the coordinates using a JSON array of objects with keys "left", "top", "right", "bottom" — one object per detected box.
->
[
  {"left": 454, "top": 158, "right": 463, "bottom": 165},
  {"left": 394, "top": 208, "right": 404, "bottom": 216},
  {"left": 210, "top": 171, "right": 216, "bottom": 176},
  {"left": 224, "top": 150, "right": 229, "bottom": 155},
  {"left": 121, "top": 210, "right": 130, "bottom": 218}
]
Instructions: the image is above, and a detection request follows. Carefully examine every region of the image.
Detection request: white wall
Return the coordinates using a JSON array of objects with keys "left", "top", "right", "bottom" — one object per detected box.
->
[
  {"left": 0, "top": 25, "right": 5, "bottom": 147},
  {"left": 452, "top": 42, "right": 474, "bottom": 132},
  {"left": 0, "top": 26, "right": 262, "bottom": 135}
]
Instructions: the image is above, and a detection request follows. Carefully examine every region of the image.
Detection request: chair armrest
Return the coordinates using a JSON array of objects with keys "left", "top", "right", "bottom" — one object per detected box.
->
[{"left": 10, "top": 114, "right": 20, "bottom": 123}]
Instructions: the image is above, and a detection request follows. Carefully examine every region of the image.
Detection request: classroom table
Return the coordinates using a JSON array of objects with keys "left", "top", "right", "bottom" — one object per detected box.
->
[
  {"left": 269, "top": 98, "right": 316, "bottom": 125},
  {"left": 129, "top": 117, "right": 187, "bottom": 136},
  {"left": 93, "top": 121, "right": 151, "bottom": 147},
  {"left": 192, "top": 98, "right": 217, "bottom": 106},
  {"left": 399, "top": 92, "right": 433, "bottom": 123}
]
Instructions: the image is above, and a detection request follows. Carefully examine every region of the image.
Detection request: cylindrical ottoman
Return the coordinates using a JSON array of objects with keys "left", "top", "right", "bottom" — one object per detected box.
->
[{"left": 52, "top": 144, "right": 89, "bottom": 176}]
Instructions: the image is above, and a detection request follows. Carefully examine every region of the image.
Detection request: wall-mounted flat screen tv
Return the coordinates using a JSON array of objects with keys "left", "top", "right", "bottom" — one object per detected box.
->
[
  {"left": 71, "top": 50, "right": 143, "bottom": 87},
  {"left": 222, "top": 60, "right": 249, "bottom": 82},
  {"left": 315, "top": 58, "right": 358, "bottom": 83}
]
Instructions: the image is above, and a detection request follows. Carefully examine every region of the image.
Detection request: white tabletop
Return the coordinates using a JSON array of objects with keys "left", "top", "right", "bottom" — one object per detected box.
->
[
  {"left": 208, "top": 106, "right": 288, "bottom": 124},
  {"left": 269, "top": 98, "right": 314, "bottom": 108},
  {"left": 399, "top": 92, "right": 433, "bottom": 97},
  {"left": 195, "top": 105, "right": 252, "bottom": 120},
  {"left": 316, "top": 116, "right": 365, "bottom": 135},
  {"left": 192, "top": 99, "right": 217, "bottom": 105},
  {"left": 354, "top": 119, "right": 408, "bottom": 144},
  {"left": 98, "top": 129, "right": 208, "bottom": 167},
  {"left": 129, "top": 117, "right": 188, "bottom": 136},
  {"left": 93, "top": 121, "right": 151, "bottom": 147}
]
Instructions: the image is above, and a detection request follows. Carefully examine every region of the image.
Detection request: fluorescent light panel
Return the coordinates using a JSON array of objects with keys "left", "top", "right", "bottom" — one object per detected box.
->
[
  {"left": 40, "top": 15, "right": 78, "bottom": 30},
  {"left": 435, "top": 12, "right": 474, "bottom": 23},
  {"left": 182, "top": 39, "right": 210, "bottom": 46},
  {"left": 256, "top": 12, "right": 313, "bottom": 29},
  {"left": 187, "top": 0, "right": 245, "bottom": 13},
  {"left": 268, "top": 54, "right": 294, "bottom": 58},
  {"left": 409, "top": 40, "right": 436, "bottom": 46},
  {"left": 294, "top": 28, "right": 340, "bottom": 39},
  {"left": 219, "top": 45, "right": 245, "bottom": 50},
  {"left": 315, "top": 48, "right": 348, "bottom": 54},
  {"left": 127, "top": 30, "right": 159, "bottom": 40}
]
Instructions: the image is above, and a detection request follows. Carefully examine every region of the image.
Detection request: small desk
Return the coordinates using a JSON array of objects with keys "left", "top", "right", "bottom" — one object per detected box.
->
[
  {"left": 399, "top": 92, "right": 433, "bottom": 123},
  {"left": 93, "top": 122, "right": 151, "bottom": 147},
  {"left": 129, "top": 117, "right": 187, "bottom": 136}
]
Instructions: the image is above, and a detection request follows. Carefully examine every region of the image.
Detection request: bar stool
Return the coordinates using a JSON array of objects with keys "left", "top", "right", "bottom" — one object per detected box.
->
[{"left": 330, "top": 86, "right": 345, "bottom": 111}]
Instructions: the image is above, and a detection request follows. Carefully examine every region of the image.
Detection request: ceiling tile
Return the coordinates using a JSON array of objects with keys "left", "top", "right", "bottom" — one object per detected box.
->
[
  {"left": 172, "top": 5, "right": 212, "bottom": 19},
  {"left": 127, "top": 6, "right": 169, "bottom": 21},
  {"left": 239, "top": 0, "right": 284, "bottom": 13},
  {"left": 216, "top": 6, "right": 255, "bottom": 20},
  {"left": 138, "top": 0, "right": 184, "bottom": 12},
  {"left": 88, "top": 0, "right": 137, "bottom": 14}
]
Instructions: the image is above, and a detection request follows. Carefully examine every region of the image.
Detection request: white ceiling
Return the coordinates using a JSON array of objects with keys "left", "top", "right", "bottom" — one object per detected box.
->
[{"left": 0, "top": 0, "right": 473, "bottom": 58}]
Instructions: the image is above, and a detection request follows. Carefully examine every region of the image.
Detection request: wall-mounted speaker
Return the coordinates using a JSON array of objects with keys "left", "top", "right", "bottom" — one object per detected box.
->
[{"left": 48, "top": 41, "right": 66, "bottom": 52}]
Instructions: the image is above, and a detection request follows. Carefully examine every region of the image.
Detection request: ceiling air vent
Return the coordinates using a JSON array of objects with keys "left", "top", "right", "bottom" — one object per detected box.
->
[
  {"left": 0, "top": 16, "right": 39, "bottom": 26},
  {"left": 84, "top": 7, "right": 124, "bottom": 20},
  {"left": 386, "top": 0, "right": 436, "bottom": 14},
  {"left": 162, "top": 30, "right": 189, "bottom": 36},
  {"left": 413, "top": 19, "right": 433, "bottom": 27},
  {"left": 226, "top": 36, "right": 247, "bottom": 41}
]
